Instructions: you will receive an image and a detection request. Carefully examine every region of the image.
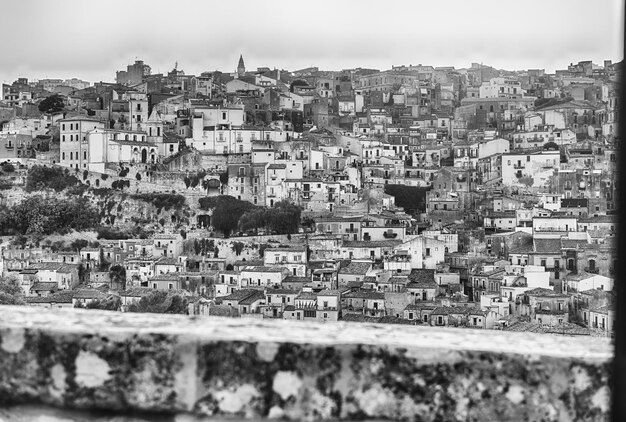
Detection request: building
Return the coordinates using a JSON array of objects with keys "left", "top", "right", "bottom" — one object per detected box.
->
[{"left": 59, "top": 116, "right": 106, "bottom": 169}]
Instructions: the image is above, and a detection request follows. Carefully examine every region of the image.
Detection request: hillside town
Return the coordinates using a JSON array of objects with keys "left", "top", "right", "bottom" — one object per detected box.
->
[{"left": 0, "top": 57, "right": 618, "bottom": 336}]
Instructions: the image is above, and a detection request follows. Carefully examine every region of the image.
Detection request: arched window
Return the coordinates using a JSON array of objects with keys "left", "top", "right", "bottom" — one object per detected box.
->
[{"left": 588, "top": 259, "right": 596, "bottom": 272}]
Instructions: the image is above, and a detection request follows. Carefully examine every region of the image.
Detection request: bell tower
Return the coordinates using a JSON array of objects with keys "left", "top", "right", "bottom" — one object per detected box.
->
[{"left": 237, "top": 54, "right": 245, "bottom": 78}]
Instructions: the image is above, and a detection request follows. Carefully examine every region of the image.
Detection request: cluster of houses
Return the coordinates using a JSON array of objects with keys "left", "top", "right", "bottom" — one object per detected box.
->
[{"left": 0, "top": 57, "right": 618, "bottom": 335}]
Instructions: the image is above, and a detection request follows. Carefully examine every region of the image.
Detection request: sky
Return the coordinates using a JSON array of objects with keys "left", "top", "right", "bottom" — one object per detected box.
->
[{"left": 0, "top": 0, "right": 623, "bottom": 85}]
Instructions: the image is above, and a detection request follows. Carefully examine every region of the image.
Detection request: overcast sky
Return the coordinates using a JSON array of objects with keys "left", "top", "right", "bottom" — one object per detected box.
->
[{"left": 1, "top": 0, "right": 623, "bottom": 85}]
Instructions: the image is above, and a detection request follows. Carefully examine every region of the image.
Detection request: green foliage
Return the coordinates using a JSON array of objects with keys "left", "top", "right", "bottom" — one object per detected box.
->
[
  {"left": 1, "top": 163, "right": 15, "bottom": 173},
  {"left": 199, "top": 195, "right": 257, "bottom": 237},
  {"left": 98, "top": 248, "right": 110, "bottom": 272},
  {"left": 130, "top": 193, "right": 186, "bottom": 210},
  {"left": 192, "top": 238, "right": 215, "bottom": 255},
  {"left": 97, "top": 227, "right": 128, "bottom": 240},
  {"left": 127, "top": 291, "right": 188, "bottom": 314},
  {"left": 118, "top": 167, "right": 129, "bottom": 177},
  {"left": 239, "top": 200, "right": 301, "bottom": 234},
  {"left": 85, "top": 296, "right": 121, "bottom": 311},
  {"left": 25, "top": 165, "right": 81, "bottom": 192},
  {"left": 90, "top": 187, "right": 113, "bottom": 197},
  {"left": 3, "top": 195, "right": 100, "bottom": 236},
  {"left": 219, "top": 171, "right": 229, "bottom": 185},
  {"left": 384, "top": 184, "right": 429, "bottom": 214},
  {"left": 101, "top": 174, "right": 109, "bottom": 180},
  {"left": 111, "top": 180, "right": 131, "bottom": 190},
  {"left": 70, "top": 239, "right": 89, "bottom": 251},
  {"left": 301, "top": 216, "right": 315, "bottom": 230},
  {"left": 231, "top": 241, "right": 245, "bottom": 256},
  {"left": 258, "top": 243, "right": 271, "bottom": 258},
  {"left": 109, "top": 264, "right": 126, "bottom": 287},
  {"left": 0, "top": 276, "right": 25, "bottom": 305},
  {"left": 38, "top": 94, "right": 65, "bottom": 114},
  {"left": 0, "top": 179, "right": 13, "bottom": 190}
]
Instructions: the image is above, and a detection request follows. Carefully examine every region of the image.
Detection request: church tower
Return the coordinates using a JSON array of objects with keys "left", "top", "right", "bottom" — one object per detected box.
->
[{"left": 237, "top": 54, "right": 245, "bottom": 78}]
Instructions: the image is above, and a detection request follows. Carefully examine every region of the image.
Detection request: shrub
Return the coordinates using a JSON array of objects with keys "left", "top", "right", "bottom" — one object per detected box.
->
[
  {"left": 1, "top": 163, "right": 15, "bottom": 173},
  {"left": 25, "top": 165, "right": 81, "bottom": 193},
  {"left": 130, "top": 193, "right": 186, "bottom": 210}
]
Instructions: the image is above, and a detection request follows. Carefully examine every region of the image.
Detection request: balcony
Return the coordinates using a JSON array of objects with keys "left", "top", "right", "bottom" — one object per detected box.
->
[
  {"left": 513, "top": 165, "right": 525, "bottom": 169},
  {"left": 383, "top": 232, "right": 398, "bottom": 239},
  {"left": 584, "top": 267, "right": 599, "bottom": 274}
]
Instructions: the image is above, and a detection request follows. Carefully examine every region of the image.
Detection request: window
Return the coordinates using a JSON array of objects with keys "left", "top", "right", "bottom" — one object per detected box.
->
[{"left": 540, "top": 259, "right": 546, "bottom": 267}]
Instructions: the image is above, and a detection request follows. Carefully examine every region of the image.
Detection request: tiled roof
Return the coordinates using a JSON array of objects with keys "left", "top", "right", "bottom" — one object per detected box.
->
[
  {"left": 266, "top": 288, "right": 299, "bottom": 295},
  {"left": 341, "top": 314, "right": 380, "bottom": 323},
  {"left": 343, "top": 290, "right": 384, "bottom": 300},
  {"left": 73, "top": 289, "right": 108, "bottom": 300},
  {"left": 30, "top": 282, "right": 58, "bottom": 291},
  {"left": 221, "top": 289, "right": 259, "bottom": 302},
  {"left": 296, "top": 292, "right": 317, "bottom": 300},
  {"left": 509, "top": 243, "right": 534, "bottom": 254},
  {"left": 239, "top": 290, "right": 266, "bottom": 305},
  {"left": 533, "top": 238, "right": 562, "bottom": 254},
  {"left": 339, "top": 261, "right": 372, "bottom": 275},
  {"left": 525, "top": 287, "right": 567, "bottom": 297},
  {"left": 27, "top": 290, "right": 74, "bottom": 303},
  {"left": 342, "top": 240, "right": 402, "bottom": 248},
  {"left": 408, "top": 269, "right": 436, "bottom": 284}
]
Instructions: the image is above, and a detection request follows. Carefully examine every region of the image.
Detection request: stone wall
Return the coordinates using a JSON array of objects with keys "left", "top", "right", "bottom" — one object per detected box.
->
[{"left": 0, "top": 306, "right": 612, "bottom": 421}]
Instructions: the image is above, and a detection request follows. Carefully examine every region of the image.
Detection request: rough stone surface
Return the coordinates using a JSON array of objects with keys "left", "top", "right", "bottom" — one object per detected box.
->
[{"left": 0, "top": 306, "right": 612, "bottom": 421}]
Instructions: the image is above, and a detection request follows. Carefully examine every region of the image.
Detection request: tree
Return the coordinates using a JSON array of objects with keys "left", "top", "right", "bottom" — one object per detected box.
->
[
  {"left": 109, "top": 264, "right": 126, "bottom": 289},
  {"left": 98, "top": 248, "right": 110, "bottom": 272},
  {"left": 86, "top": 296, "right": 121, "bottom": 311},
  {"left": 231, "top": 241, "right": 245, "bottom": 256},
  {"left": 1, "top": 163, "right": 15, "bottom": 173},
  {"left": 219, "top": 171, "right": 229, "bottom": 186},
  {"left": 127, "top": 291, "right": 188, "bottom": 314},
  {"left": 258, "top": 243, "right": 271, "bottom": 258},
  {"left": 238, "top": 200, "right": 301, "bottom": 235},
  {"left": 71, "top": 239, "right": 89, "bottom": 251},
  {"left": 25, "top": 165, "right": 81, "bottom": 192},
  {"left": 384, "top": 184, "right": 429, "bottom": 215},
  {"left": 201, "top": 196, "right": 257, "bottom": 237},
  {"left": 38, "top": 94, "right": 65, "bottom": 114},
  {"left": 290, "top": 80, "right": 309, "bottom": 93},
  {"left": 0, "top": 276, "right": 25, "bottom": 305}
]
